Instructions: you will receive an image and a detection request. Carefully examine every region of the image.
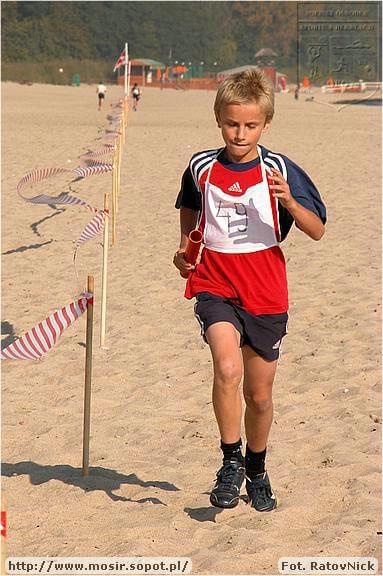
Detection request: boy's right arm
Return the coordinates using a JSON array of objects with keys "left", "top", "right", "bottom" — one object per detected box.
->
[
  {"left": 173, "top": 207, "right": 199, "bottom": 274},
  {"left": 173, "top": 164, "right": 201, "bottom": 275}
]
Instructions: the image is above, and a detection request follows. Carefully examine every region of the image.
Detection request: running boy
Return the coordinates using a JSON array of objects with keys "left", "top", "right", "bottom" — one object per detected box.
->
[
  {"left": 96, "top": 81, "right": 107, "bottom": 110},
  {"left": 131, "top": 83, "right": 141, "bottom": 111},
  {"left": 173, "top": 69, "right": 326, "bottom": 512}
]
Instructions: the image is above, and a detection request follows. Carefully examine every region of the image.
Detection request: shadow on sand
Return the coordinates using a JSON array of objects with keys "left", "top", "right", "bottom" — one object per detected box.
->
[
  {"left": 184, "top": 505, "right": 224, "bottom": 522},
  {"left": 2, "top": 239, "right": 54, "bottom": 255},
  {"left": 2, "top": 461, "right": 180, "bottom": 504},
  {"left": 1, "top": 321, "right": 17, "bottom": 350}
]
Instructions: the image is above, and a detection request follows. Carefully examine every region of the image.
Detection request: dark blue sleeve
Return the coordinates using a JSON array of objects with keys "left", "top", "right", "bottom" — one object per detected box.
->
[
  {"left": 175, "top": 166, "right": 201, "bottom": 211},
  {"left": 278, "top": 155, "right": 327, "bottom": 241}
]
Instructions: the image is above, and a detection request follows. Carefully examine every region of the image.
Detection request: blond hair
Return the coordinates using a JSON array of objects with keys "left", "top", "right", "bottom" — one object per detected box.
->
[{"left": 214, "top": 68, "right": 274, "bottom": 122}]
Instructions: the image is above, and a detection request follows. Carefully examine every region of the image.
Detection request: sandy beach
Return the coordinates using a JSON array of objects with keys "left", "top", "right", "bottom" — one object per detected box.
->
[{"left": 1, "top": 81, "right": 381, "bottom": 574}]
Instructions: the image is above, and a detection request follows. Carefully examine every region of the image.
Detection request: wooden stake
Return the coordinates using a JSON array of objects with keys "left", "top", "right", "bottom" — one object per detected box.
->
[
  {"left": 124, "top": 97, "right": 128, "bottom": 129},
  {"left": 82, "top": 275, "right": 94, "bottom": 477},
  {"left": 100, "top": 195, "right": 109, "bottom": 348},
  {"left": 115, "top": 138, "right": 120, "bottom": 213},
  {"left": 118, "top": 132, "right": 122, "bottom": 198},
  {"left": 122, "top": 110, "right": 126, "bottom": 142},
  {"left": 112, "top": 158, "right": 117, "bottom": 246}
]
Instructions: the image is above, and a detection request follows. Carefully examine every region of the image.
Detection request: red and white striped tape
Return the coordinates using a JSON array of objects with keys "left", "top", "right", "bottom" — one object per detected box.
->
[
  {"left": 17, "top": 168, "right": 100, "bottom": 211},
  {"left": 83, "top": 159, "right": 104, "bottom": 168},
  {"left": 80, "top": 145, "right": 115, "bottom": 158},
  {"left": 72, "top": 163, "right": 113, "bottom": 180},
  {"left": 75, "top": 209, "right": 108, "bottom": 252},
  {"left": 103, "top": 132, "right": 121, "bottom": 140},
  {"left": 1, "top": 294, "right": 91, "bottom": 361},
  {"left": 20, "top": 191, "right": 97, "bottom": 212},
  {"left": 109, "top": 116, "right": 123, "bottom": 126},
  {"left": 17, "top": 167, "right": 71, "bottom": 195},
  {"left": 18, "top": 162, "right": 114, "bottom": 198}
]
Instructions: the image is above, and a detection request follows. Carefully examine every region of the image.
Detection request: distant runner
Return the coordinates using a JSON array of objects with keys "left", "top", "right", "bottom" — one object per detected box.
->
[
  {"left": 97, "top": 81, "right": 107, "bottom": 111},
  {"left": 131, "top": 83, "right": 141, "bottom": 111}
]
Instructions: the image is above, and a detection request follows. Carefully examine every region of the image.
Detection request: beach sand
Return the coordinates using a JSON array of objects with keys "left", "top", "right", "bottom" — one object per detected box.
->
[{"left": 1, "top": 81, "right": 381, "bottom": 574}]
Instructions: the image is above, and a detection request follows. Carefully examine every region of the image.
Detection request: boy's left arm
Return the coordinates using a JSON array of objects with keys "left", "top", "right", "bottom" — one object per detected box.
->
[{"left": 269, "top": 167, "right": 325, "bottom": 241}]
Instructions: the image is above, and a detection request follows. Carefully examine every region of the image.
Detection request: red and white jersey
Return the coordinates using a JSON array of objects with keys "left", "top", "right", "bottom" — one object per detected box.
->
[
  {"left": 202, "top": 146, "right": 280, "bottom": 253},
  {"left": 176, "top": 145, "right": 326, "bottom": 315}
]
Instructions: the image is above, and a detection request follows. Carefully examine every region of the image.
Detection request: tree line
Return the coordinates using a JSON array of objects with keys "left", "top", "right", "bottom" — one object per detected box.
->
[{"left": 2, "top": 1, "right": 298, "bottom": 74}]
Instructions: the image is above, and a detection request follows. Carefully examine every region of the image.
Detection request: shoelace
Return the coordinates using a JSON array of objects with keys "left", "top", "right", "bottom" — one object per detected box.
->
[
  {"left": 250, "top": 479, "right": 272, "bottom": 504},
  {"left": 216, "top": 462, "right": 242, "bottom": 490}
]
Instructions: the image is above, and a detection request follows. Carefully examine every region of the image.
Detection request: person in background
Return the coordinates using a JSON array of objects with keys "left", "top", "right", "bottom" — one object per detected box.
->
[
  {"left": 97, "top": 81, "right": 107, "bottom": 110},
  {"left": 131, "top": 83, "right": 141, "bottom": 111}
]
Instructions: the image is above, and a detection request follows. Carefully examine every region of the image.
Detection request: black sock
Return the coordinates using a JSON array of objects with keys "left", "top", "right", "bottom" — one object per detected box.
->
[
  {"left": 220, "top": 439, "right": 244, "bottom": 464},
  {"left": 245, "top": 445, "right": 267, "bottom": 478}
]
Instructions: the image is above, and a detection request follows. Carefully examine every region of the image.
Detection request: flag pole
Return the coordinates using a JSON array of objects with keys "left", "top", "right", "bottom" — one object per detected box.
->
[
  {"left": 115, "top": 135, "right": 119, "bottom": 213},
  {"left": 82, "top": 275, "right": 94, "bottom": 477},
  {"left": 124, "top": 42, "right": 128, "bottom": 98},
  {"left": 125, "top": 43, "right": 130, "bottom": 132},
  {"left": 112, "top": 153, "right": 117, "bottom": 246},
  {"left": 127, "top": 60, "right": 131, "bottom": 98},
  {"left": 117, "top": 127, "right": 122, "bottom": 199},
  {"left": 100, "top": 195, "right": 109, "bottom": 348}
]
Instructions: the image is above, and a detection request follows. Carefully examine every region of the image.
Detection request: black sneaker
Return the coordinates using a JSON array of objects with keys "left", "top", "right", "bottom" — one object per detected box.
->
[
  {"left": 246, "top": 471, "right": 277, "bottom": 511},
  {"left": 210, "top": 459, "right": 245, "bottom": 508}
]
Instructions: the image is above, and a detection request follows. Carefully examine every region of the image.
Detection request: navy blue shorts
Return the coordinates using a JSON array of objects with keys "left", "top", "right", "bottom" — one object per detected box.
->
[{"left": 194, "top": 292, "right": 288, "bottom": 361}]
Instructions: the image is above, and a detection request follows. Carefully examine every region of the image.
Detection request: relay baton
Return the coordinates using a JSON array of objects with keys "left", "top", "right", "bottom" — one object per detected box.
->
[
  {"left": 184, "top": 229, "right": 203, "bottom": 264},
  {"left": 180, "top": 229, "right": 202, "bottom": 278}
]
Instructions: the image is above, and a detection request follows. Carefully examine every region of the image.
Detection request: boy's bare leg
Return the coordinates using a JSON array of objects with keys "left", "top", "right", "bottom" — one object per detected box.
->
[
  {"left": 205, "top": 322, "right": 243, "bottom": 443},
  {"left": 206, "top": 321, "right": 245, "bottom": 508},
  {"left": 242, "top": 346, "right": 277, "bottom": 450},
  {"left": 242, "top": 345, "right": 278, "bottom": 511}
]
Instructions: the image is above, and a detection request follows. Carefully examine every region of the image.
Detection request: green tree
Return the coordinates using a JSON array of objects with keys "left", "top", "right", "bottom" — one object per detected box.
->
[{"left": 2, "top": 1, "right": 302, "bottom": 73}]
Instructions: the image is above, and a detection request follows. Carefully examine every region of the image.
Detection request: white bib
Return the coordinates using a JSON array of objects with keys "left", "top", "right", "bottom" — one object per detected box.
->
[{"left": 203, "top": 149, "right": 279, "bottom": 253}]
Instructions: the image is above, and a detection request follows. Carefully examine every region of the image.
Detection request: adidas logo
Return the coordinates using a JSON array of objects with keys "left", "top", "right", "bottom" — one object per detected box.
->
[
  {"left": 272, "top": 339, "right": 281, "bottom": 350},
  {"left": 228, "top": 181, "right": 242, "bottom": 193}
]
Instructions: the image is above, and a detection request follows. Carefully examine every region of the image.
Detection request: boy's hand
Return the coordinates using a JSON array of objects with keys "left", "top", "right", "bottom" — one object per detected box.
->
[
  {"left": 269, "top": 168, "right": 296, "bottom": 210},
  {"left": 269, "top": 167, "right": 325, "bottom": 240},
  {"left": 173, "top": 249, "right": 196, "bottom": 278}
]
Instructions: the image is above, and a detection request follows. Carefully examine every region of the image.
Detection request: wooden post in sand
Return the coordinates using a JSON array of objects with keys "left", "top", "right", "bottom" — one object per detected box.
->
[
  {"left": 117, "top": 129, "right": 122, "bottom": 200},
  {"left": 124, "top": 94, "right": 129, "bottom": 129},
  {"left": 125, "top": 50, "right": 131, "bottom": 136},
  {"left": 82, "top": 275, "right": 94, "bottom": 477},
  {"left": 100, "top": 195, "right": 109, "bottom": 348},
  {"left": 115, "top": 135, "right": 120, "bottom": 211},
  {"left": 121, "top": 112, "right": 126, "bottom": 146},
  {"left": 112, "top": 154, "right": 117, "bottom": 246}
]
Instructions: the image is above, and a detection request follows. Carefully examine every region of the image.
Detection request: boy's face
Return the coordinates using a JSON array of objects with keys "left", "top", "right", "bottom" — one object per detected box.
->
[{"left": 216, "top": 101, "right": 270, "bottom": 163}]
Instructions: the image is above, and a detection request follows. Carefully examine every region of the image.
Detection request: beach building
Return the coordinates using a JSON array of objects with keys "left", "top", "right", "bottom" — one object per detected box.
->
[
  {"left": 117, "top": 58, "right": 166, "bottom": 87},
  {"left": 216, "top": 47, "right": 288, "bottom": 92}
]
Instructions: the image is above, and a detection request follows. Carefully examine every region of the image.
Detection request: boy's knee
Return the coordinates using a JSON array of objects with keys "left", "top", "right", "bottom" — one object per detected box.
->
[
  {"left": 244, "top": 391, "right": 273, "bottom": 413},
  {"left": 214, "top": 359, "right": 242, "bottom": 388}
]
